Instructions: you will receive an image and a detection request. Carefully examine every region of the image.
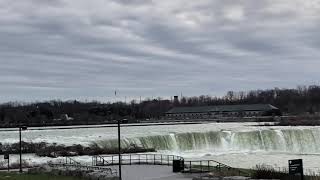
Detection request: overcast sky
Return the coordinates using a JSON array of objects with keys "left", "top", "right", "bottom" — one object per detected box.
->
[{"left": 1, "top": 0, "right": 320, "bottom": 103}]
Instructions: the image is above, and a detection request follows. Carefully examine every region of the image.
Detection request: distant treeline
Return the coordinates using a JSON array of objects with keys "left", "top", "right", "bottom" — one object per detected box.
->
[{"left": 0, "top": 85, "right": 320, "bottom": 127}]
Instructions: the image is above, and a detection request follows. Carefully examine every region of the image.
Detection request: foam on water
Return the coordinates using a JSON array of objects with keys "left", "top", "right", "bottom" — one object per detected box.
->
[
  {"left": 93, "top": 127, "right": 320, "bottom": 155},
  {"left": 1, "top": 122, "right": 320, "bottom": 172}
]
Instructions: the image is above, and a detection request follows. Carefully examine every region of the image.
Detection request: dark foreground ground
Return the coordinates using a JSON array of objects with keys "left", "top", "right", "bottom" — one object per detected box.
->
[{"left": 0, "top": 172, "right": 83, "bottom": 180}]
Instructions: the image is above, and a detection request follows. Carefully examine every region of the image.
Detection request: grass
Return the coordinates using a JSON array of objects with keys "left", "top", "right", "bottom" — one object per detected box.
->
[
  {"left": 184, "top": 163, "right": 251, "bottom": 177},
  {"left": 251, "top": 165, "right": 320, "bottom": 180},
  {"left": 187, "top": 164, "right": 320, "bottom": 180},
  {"left": 0, "top": 172, "right": 85, "bottom": 180}
]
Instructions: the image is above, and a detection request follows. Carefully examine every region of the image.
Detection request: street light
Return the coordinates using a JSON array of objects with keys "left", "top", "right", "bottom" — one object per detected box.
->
[
  {"left": 117, "top": 119, "right": 122, "bottom": 180},
  {"left": 19, "top": 126, "right": 27, "bottom": 173}
]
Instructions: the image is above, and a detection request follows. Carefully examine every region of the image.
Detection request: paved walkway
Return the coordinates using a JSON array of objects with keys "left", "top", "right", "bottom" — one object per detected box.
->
[{"left": 113, "top": 165, "right": 196, "bottom": 180}]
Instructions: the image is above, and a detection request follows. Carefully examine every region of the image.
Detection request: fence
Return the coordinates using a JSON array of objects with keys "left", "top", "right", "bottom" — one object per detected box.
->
[
  {"left": 64, "top": 157, "right": 81, "bottom": 165},
  {"left": 48, "top": 157, "right": 117, "bottom": 176},
  {"left": 183, "top": 160, "right": 249, "bottom": 176},
  {"left": 92, "top": 153, "right": 249, "bottom": 175},
  {"left": 93, "top": 154, "right": 184, "bottom": 166}
]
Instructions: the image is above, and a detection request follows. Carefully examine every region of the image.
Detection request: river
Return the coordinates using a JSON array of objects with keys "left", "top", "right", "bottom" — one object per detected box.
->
[{"left": 1, "top": 122, "right": 320, "bottom": 173}]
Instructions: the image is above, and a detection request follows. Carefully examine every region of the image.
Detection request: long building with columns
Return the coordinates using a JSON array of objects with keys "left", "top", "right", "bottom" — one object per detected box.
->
[{"left": 165, "top": 104, "right": 281, "bottom": 119}]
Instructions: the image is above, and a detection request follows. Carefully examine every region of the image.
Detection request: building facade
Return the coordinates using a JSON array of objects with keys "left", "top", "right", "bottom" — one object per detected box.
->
[{"left": 165, "top": 104, "right": 281, "bottom": 119}]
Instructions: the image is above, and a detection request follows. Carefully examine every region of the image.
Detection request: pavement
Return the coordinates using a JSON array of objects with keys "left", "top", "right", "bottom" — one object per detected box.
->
[{"left": 113, "top": 165, "right": 196, "bottom": 180}]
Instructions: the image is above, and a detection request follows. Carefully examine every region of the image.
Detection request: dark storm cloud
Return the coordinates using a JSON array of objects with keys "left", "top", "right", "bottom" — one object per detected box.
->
[{"left": 1, "top": 0, "right": 320, "bottom": 102}]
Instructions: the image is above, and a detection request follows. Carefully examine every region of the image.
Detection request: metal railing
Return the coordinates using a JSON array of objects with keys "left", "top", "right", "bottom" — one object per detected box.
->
[
  {"left": 48, "top": 157, "right": 118, "bottom": 176},
  {"left": 183, "top": 160, "right": 249, "bottom": 176},
  {"left": 64, "top": 156, "right": 81, "bottom": 165},
  {"left": 93, "top": 154, "right": 184, "bottom": 166},
  {"left": 92, "top": 153, "right": 249, "bottom": 176}
]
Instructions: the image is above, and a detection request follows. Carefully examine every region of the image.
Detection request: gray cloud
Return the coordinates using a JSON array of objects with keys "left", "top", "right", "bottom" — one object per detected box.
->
[{"left": 1, "top": 0, "right": 320, "bottom": 102}]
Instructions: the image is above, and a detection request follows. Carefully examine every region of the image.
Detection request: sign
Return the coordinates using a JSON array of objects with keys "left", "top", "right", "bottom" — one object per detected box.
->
[
  {"left": 289, "top": 159, "right": 303, "bottom": 179},
  {"left": 4, "top": 153, "right": 9, "bottom": 160}
]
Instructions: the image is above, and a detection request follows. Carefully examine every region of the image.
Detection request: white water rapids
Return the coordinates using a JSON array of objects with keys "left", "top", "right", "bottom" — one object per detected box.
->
[{"left": 1, "top": 122, "right": 320, "bottom": 173}]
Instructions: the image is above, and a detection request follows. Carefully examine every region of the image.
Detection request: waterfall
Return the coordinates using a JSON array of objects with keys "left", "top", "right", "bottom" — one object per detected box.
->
[{"left": 95, "top": 128, "right": 320, "bottom": 154}]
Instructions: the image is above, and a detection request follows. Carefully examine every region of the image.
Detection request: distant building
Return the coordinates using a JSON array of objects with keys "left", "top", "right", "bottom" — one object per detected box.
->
[
  {"left": 165, "top": 104, "right": 281, "bottom": 119},
  {"left": 173, "top": 96, "right": 179, "bottom": 105}
]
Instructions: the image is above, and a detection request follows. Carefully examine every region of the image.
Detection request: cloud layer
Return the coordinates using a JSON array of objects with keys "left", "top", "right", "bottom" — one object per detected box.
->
[{"left": 1, "top": 0, "right": 320, "bottom": 102}]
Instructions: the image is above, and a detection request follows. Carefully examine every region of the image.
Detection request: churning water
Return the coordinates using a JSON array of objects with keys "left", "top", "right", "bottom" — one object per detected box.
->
[
  {"left": 97, "top": 128, "right": 320, "bottom": 154},
  {"left": 1, "top": 122, "right": 320, "bottom": 171}
]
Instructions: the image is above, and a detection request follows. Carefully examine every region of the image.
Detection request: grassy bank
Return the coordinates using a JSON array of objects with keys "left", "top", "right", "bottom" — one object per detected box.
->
[
  {"left": 276, "top": 115, "right": 320, "bottom": 126},
  {"left": 0, "top": 172, "right": 85, "bottom": 180},
  {"left": 190, "top": 164, "right": 320, "bottom": 180},
  {"left": 251, "top": 165, "right": 320, "bottom": 180}
]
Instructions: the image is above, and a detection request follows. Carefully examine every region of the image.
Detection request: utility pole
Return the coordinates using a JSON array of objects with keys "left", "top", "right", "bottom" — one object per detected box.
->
[
  {"left": 19, "top": 127, "right": 22, "bottom": 173},
  {"left": 19, "top": 126, "right": 27, "bottom": 173},
  {"left": 118, "top": 119, "right": 122, "bottom": 180}
]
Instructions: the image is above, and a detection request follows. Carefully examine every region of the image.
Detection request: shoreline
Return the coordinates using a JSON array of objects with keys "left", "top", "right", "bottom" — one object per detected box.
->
[
  {"left": 0, "top": 122, "right": 206, "bottom": 132},
  {"left": 0, "top": 116, "right": 280, "bottom": 130}
]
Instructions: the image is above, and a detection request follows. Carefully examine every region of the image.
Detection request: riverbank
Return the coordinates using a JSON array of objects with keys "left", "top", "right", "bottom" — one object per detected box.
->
[
  {"left": 0, "top": 122, "right": 205, "bottom": 132},
  {"left": 254, "top": 115, "right": 320, "bottom": 126}
]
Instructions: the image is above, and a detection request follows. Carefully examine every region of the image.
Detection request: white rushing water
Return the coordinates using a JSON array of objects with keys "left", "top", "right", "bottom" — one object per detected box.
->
[{"left": 1, "top": 122, "right": 320, "bottom": 172}]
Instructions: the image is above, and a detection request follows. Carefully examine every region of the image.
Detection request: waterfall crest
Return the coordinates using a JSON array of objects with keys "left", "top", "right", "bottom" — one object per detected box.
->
[{"left": 95, "top": 128, "right": 320, "bottom": 154}]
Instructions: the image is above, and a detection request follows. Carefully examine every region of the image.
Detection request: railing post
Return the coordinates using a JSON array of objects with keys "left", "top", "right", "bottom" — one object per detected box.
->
[
  {"left": 161, "top": 155, "right": 163, "bottom": 165},
  {"left": 200, "top": 161, "right": 202, "bottom": 173},
  {"left": 208, "top": 161, "right": 210, "bottom": 172},
  {"left": 139, "top": 154, "right": 141, "bottom": 165},
  {"left": 146, "top": 154, "right": 148, "bottom": 164},
  {"left": 168, "top": 156, "right": 169, "bottom": 166},
  {"left": 190, "top": 161, "right": 192, "bottom": 173},
  {"left": 130, "top": 154, "right": 132, "bottom": 165},
  {"left": 154, "top": 154, "right": 156, "bottom": 165},
  {"left": 112, "top": 156, "right": 114, "bottom": 165}
]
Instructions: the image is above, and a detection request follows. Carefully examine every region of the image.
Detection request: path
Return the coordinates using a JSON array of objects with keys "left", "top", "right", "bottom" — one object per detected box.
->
[{"left": 113, "top": 165, "right": 195, "bottom": 180}]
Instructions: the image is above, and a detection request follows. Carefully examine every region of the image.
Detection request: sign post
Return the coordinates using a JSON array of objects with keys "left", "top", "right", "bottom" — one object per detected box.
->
[
  {"left": 289, "top": 159, "right": 303, "bottom": 180},
  {"left": 4, "top": 153, "right": 9, "bottom": 172}
]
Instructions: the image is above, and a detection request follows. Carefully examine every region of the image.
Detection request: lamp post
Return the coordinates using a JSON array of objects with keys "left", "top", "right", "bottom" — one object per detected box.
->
[
  {"left": 19, "top": 126, "right": 27, "bottom": 173},
  {"left": 118, "top": 119, "right": 122, "bottom": 180}
]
